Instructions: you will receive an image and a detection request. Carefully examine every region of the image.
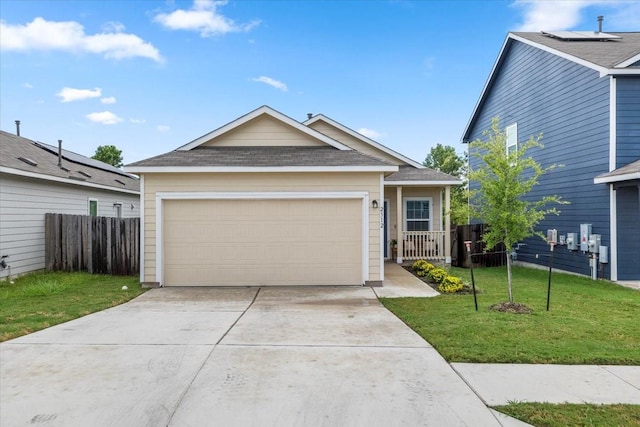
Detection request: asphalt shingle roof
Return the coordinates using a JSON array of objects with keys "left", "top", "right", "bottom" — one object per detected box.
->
[
  {"left": 512, "top": 32, "right": 640, "bottom": 69},
  {"left": 0, "top": 130, "right": 139, "bottom": 192},
  {"left": 126, "top": 146, "right": 396, "bottom": 168},
  {"left": 596, "top": 159, "right": 640, "bottom": 181},
  {"left": 384, "top": 165, "right": 461, "bottom": 182}
]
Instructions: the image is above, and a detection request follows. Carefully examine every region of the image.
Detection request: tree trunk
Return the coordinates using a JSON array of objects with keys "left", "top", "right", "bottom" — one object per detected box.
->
[{"left": 506, "top": 251, "right": 513, "bottom": 303}]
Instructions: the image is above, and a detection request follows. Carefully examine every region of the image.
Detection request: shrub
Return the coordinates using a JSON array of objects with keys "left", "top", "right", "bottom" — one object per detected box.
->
[
  {"left": 412, "top": 260, "right": 435, "bottom": 276},
  {"left": 438, "top": 275, "right": 464, "bottom": 293},
  {"left": 427, "top": 268, "right": 448, "bottom": 284}
]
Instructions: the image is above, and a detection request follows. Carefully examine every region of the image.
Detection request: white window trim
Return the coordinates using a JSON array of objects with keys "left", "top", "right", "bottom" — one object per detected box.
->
[
  {"left": 154, "top": 191, "right": 370, "bottom": 287},
  {"left": 506, "top": 123, "right": 518, "bottom": 155},
  {"left": 88, "top": 198, "right": 98, "bottom": 216},
  {"left": 403, "top": 197, "right": 433, "bottom": 231}
]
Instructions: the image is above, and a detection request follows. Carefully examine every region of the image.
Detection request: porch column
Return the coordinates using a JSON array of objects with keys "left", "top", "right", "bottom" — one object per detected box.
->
[
  {"left": 444, "top": 185, "right": 451, "bottom": 265},
  {"left": 396, "top": 186, "right": 403, "bottom": 264}
]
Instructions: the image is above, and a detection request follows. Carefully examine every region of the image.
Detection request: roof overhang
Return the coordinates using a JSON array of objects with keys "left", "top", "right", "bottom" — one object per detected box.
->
[
  {"left": 594, "top": 171, "right": 640, "bottom": 184},
  {"left": 124, "top": 165, "right": 399, "bottom": 174},
  {"left": 177, "top": 106, "right": 351, "bottom": 151},
  {"left": 384, "top": 180, "right": 463, "bottom": 186},
  {"left": 304, "top": 114, "right": 425, "bottom": 169},
  {"left": 1, "top": 166, "right": 140, "bottom": 195}
]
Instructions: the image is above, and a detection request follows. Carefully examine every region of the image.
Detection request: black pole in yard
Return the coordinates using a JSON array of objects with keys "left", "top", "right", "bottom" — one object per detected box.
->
[
  {"left": 546, "top": 243, "right": 554, "bottom": 311},
  {"left": 465, "top": 241, "right": 478, "bottom": 311}
]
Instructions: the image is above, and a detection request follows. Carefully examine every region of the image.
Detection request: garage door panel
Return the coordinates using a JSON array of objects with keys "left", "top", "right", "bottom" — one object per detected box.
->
[{"left": 163, "top": 199, "right": 362, "bottom": 286}]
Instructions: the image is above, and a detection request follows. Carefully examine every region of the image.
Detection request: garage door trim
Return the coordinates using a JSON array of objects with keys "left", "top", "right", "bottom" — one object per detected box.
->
[{"left": 155, "top": 191, "right": 370, "bottom": 286}]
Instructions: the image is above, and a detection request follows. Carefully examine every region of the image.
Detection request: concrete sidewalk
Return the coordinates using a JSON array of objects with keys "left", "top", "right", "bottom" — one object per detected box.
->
[
  {"left": 374, "top": 262, "right": 440, "bottom": 298},
  {"left": 452, "top": 363, "right": 640, "bottom": 406}
]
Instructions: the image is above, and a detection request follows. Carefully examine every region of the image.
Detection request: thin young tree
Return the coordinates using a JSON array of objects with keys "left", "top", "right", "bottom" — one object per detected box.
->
[{"left": 469, "top": 117, "right": 567, "bottom": 304}]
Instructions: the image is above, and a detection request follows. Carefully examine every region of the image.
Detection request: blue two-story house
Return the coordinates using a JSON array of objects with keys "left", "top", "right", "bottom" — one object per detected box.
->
[{"left": 462, "top": 30, "right": 640, "bottom": 282}]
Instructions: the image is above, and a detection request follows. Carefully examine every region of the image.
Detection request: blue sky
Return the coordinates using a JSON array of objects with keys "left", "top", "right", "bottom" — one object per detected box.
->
[{"left": 1, "top": 0, "right": 638, "bottom": 164}]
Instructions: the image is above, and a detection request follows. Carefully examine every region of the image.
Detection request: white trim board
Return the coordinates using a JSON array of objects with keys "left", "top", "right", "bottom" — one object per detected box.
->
[
  {"left": 177, "top": 106, "right": 351, "bottom": 151},
  {"left": 0, "top": 166, "right": 139, "bottom": 195},
  {"left": 125, "top": 165, "right": 398, "bottom": 174},
  {"left": 384, "top": 180, "right": 462, "bottom": 186},
  {"left": 609, "top": 76, "right": 617, "bottom": 173},
  {"left": 139, "top": 175, "right": 145, "bottom": 283},
  {"left": 154, "top": 191, "right": 371, "bottom": 287}
]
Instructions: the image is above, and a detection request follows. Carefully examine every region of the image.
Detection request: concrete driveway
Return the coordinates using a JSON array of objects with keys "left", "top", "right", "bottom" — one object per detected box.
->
[{"left": 1, "top": 286, "right": 505, "bottom": 426}]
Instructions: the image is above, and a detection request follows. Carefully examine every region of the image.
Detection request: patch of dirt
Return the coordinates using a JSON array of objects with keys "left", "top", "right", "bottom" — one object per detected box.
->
[{"left": 489, "top": 302, "right": 533, "bottom": 314}]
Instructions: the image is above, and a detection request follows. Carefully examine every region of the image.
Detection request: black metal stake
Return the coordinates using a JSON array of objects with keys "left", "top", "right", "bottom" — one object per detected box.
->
[
  {"left": 465, "top": 241, "right": 478, "bottom": 311},
  {"left": 546, "top": 243, "right": 554, "bottom": 311}
]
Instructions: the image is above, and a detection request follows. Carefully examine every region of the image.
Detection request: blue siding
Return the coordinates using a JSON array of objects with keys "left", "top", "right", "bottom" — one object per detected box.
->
[
  {"left": 616, "top": 76, "right": 640, "bottom": 168},
  {"left": 467, "top": 40, "right": 611, "bottom": 277},
  {"left": 616, "top": 185, "right": 640, "bottom": 280}
]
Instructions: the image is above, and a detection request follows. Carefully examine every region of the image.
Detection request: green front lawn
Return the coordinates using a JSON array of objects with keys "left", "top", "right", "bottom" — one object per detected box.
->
[
  {"left": 494, "top": 403, "right": 640, "bottom": 427},
  {"left": 0, "top": 272, "right": 146, "bottom": 342},
  {"left": 381, "top": 266, "right": 640, "bottom": 364}
]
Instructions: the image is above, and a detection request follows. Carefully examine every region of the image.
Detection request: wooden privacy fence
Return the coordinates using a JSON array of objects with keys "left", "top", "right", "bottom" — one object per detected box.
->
[
  {"left": 451, "top": 223, "right": 507, "bottom": 268},
  {"left": 45, "top": 213, "right": 140, "bottom": 275}
]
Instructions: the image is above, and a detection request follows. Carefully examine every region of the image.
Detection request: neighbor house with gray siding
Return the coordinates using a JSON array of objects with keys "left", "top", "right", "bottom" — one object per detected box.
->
[
  {"left": 463, "top": 30, "right": 640, "bottom": 281},
  {"left": 0, "top": 131, "right": 140, "bottom": 279}
]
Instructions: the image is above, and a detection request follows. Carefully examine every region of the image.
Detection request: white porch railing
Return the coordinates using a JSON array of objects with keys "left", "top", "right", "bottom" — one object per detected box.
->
[{"left": 402, "top": 231, "right": 446, "bottom": 260}]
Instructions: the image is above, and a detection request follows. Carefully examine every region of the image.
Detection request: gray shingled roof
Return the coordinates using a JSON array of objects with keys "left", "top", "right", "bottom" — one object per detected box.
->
[
  {"left": 385, "top": 165, "right": 461, "bottom": 183},
  {"left": 596, "top": 159, "right": 640, "bottom": 182},
  {"left": 0, "top": 130, "right": 139, "bottom": 192},
  {"left": 126, "top": 146, "right": 396, "bottom": 168},
  {"left": 512, "top": 32, "right": 640, "bottom": 69}
]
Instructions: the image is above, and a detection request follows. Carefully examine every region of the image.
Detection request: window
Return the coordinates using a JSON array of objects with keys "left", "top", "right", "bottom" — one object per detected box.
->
[
  {"left": 88, "top": 199, "right": 98, "bottom": 217},
  {"left": 404, "top": 198, "right": 431, "bottom": 231},
  {"left": 114, "top": 202, "right": 122, "bottom": 218},
  {"left": 506, "top": 123, "right": 517, "bottom": 156}
]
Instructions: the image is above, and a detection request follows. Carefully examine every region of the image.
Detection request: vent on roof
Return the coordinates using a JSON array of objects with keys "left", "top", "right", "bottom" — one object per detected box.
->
[
  {"left": 114, "top": 179, "right": 126, "bottom": 186},
  {"left": 78, "top": 171, "right": 92, "bottom": 178},
  {"left": 68, "top": 176, "right": 86, "bottom": 181},
  {"left": 60, "top": 166, "right": 71, "bottom": 172},
  {"left": 541, "top": 31, "right": 621, "bottom": 41},
  {"left": 17, "top": 156, "right": 38, "bottom": 166}
]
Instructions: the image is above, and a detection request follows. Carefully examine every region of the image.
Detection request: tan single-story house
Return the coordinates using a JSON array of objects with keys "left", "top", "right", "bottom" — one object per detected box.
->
[{"left": 125, "top": 106, "right": 461, "bottom": 287}]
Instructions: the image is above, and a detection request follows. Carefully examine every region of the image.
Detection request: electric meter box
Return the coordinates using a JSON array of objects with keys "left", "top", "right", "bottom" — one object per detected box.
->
[
  {"left": 546, "top": 229, "right": 558, "bottom": 244},
  {"left": 580, "top": 224, "right": 592, "bottom": 251},
  {"left": 566, "top": 232, "right": 578, "bottom": 251},
  {"left": 600, "top": 246, "right": 609, "bottom": 263},
  {"left": 588, "top": 234, "right": 601, "bottom": 254}
]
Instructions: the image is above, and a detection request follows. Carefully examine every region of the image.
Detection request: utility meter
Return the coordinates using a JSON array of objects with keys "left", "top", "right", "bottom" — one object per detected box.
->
[
  {"left": 588, "top": 234, "right": 601, "bottom": 254},
  {"left": 580, "top": 224, "right": 592, "bottom": 252},
  {"left": 566, "top": 233, "right": 578, "bottom": 251},
  {"left": 600, "top": 246, "right": 609, "bottom": 263},
  {"left": 546, "top": 229, "right": 558, "bottom": 244}
]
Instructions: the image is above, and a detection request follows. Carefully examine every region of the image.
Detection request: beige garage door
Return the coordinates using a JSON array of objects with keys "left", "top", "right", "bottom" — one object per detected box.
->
[{"left": 163, "top": 199, "right": 362, "bottom": 286}]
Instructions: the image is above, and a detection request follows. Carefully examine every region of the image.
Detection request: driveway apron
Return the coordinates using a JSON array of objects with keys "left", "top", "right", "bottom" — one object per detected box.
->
[{"left": 1, "top": 287, "right": 502, "bottom": 426}]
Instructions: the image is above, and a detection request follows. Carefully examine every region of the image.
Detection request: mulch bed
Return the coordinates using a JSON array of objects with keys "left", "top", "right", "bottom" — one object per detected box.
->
[{"left": 489, "top": 302, "right": 533, "bottom": 314}]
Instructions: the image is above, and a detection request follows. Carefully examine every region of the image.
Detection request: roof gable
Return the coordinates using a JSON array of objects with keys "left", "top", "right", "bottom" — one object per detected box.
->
[
  {"left": 462, "top": 31, "right": 640, "bottom": 142},
  {"left": 178, "top": 105, "right": 350, "bottom": 151},
  {"left": 304, "top": 115, "right": 424, "bottom": 169}
]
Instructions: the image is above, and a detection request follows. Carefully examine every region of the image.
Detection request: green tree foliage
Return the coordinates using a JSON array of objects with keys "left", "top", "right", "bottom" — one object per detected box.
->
[
  {"left": 92, "top": 145, "right": 123, "bottom": 168},
  {"left": 469, "top": 118, "right": 567, "bottom": 303},
  {"left": 423, "top": 143, "right": 469, "bottom": 225}
]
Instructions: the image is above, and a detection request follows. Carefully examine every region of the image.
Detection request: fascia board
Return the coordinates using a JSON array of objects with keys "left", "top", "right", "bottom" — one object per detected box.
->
[
  {"left": 1, "top": 166, "right": 140, "bottom": 195},
  {"left": 124, "top": 165, "right": 399, "bottom": 173},
  {"left": 384, "top": 180, "right": 463, "bottom": 186},
  {"left": 304, "top": 115, "right": 425, "bottom": 169},
  {"left": 615, "top": 53, "right": 640, "bottom": 68},
  {"left": 177, "top": 106, "right": 351, "bottom": 151},
  {"left": 594, "top": 172, "right": 640, "bottom": 184}
]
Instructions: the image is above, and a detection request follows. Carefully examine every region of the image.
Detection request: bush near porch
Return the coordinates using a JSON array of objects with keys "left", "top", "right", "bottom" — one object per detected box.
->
[{"left": 410, "top": 260, "right": 466, "bottom": 293}]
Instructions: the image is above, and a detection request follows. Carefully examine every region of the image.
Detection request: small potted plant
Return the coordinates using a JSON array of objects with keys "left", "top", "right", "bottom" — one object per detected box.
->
[{"left": 390, "top": 239, "right": 397, "bottom": 260}]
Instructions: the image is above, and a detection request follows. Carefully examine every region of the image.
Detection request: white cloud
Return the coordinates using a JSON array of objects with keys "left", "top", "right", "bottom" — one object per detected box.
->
[
  {"left": 513, "top": 0, "right": 590, "bottom": 31},
  {"left": 252, "top": 76, "right": 288, "bottom": 91},
  {"left": 157, "top": 125, "right": 171, "bottom": 132},
  {"left": 86, "top": 111, "right": 123, "bottom": 125},
  {"left": 22, "top": 82, "right": 33, "bottom": 89},
  {"left": 154, "top": 0, "right": 260, "bottom": 37},
  {"left": 0, "top": 17, "right": 163, "bottom": 62},
  {"left": 358, "top": 128, "right": 383, "bottom": 140},
  {"left": 102, "top": 21, "right": 125, "bottom": 33},
  {"left": 57, "top": 87, "right": 102, "bottom": 102},
  {"left": 130, "top": 118, "right": 146, "bottom": 124},
  {"left": 101, "top": 96, "right": 116, "bottom": 104}
]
